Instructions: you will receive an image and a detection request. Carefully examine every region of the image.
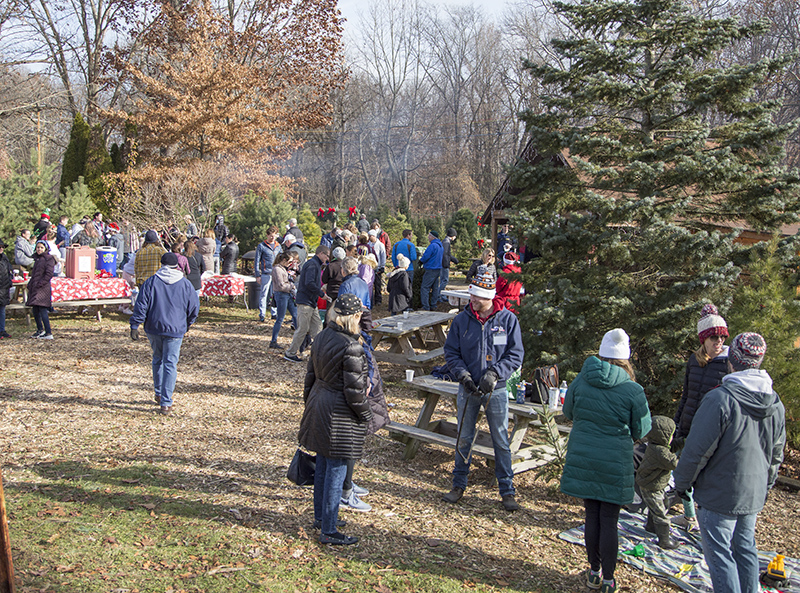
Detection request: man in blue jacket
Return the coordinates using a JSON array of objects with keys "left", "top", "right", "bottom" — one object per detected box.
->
[
  {"left": 442, "top": 268, "right": 524, "bottom": 511},
  {"left": 284, "top": 245, "right": 329, "bottom": 362},
  {"left": 419, "top": 230, "right": 443, "bottom": 311},
  {"left": 130, "top": 252, "right": 200, "bottom": 415},
  {"left": 254, "top": 226, "right": 281, "bottom": 322},
  {"left": 673, "top": 332, "right": 785, "bottom": 593},
  {"left": 391, "top": 229, "right": 417, "bottom": 284}
]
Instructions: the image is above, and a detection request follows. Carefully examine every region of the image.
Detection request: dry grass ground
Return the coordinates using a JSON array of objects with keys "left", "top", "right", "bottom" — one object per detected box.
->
[{"left": 1, "top": 296, "right": 798, "bottom": 592}]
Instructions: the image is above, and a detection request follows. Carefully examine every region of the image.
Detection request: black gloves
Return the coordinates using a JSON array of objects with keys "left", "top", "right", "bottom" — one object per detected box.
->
[
  {"left": 677, "top": 488, "right": 693, "bottom": 502},
  {"left": 130, "top": 327, "right": 139, "bottom": 341},
  {"left": 458, "top": 372, "right": 478, "bottom": 396},
  {"left": 478, "top": 368, "right": 499, "bottom": 396}
]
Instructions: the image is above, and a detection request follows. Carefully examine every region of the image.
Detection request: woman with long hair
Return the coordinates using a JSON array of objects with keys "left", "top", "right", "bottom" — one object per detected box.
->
[
  {"left": 297, "top": 294, "right": 371, "bottom": 545},
  {"left": 671, "top": 303, "right": 729, "bottom": 531},
  {"left": 465, "top": 247, "right": 496, "bottom": 284},
  {"left": 183, "top": 240, "right": 205, "bottom": 296},
  {"left": 27, "top": 240, "right": 56, "bottom": 339},
  {"left": 560, "top": 329, "right": 652, "bottom": 593},
  {"left": 269, "top": 252, "right": 298, "bottom": 349}
]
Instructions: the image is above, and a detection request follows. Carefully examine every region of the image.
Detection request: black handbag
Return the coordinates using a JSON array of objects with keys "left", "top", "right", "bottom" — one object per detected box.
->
[{"left": 286, "top": 448, "right": 316, "bottom": 486}]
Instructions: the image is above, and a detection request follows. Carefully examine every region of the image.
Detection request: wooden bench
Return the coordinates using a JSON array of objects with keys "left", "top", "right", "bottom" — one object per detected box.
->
[
  {"left": 407, "top": 347, "right": 445, "bottom": 365},
  {"left": 387, "top": 375, "right": 570, "bottom": 475},
  {"left": 6, "top": 298, "right": 132, "bottom": 324}
]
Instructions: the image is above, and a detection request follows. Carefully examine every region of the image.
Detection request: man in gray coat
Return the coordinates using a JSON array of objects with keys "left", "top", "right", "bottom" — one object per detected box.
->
[{"left": 673, "top": 332, "right": 785, "bottom": 593}]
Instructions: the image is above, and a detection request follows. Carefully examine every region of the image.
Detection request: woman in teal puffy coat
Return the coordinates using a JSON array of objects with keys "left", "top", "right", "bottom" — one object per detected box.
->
[{"left": 560, "top": 329, "right": 651, "bottom": 593}]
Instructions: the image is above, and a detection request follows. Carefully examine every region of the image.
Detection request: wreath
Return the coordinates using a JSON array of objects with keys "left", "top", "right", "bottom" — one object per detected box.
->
[
  {"left": 348, "top": 206, "right": 358, "bottom": 222},
  {"left": 317, "top": 207, "right": 338, "bottom": 225}
]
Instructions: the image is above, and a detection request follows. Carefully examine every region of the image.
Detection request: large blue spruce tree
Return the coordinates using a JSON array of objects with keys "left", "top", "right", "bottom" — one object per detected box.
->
[{"left": 511, "top": 0, "right": 800, "bottom": 411}]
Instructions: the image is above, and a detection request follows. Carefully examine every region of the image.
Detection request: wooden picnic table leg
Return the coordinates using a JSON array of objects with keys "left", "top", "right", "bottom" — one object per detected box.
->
[
  {"left": 508, "top": 415, "right": 531, "bottom": 455},
  {"left": 403, "top": 391, "right": 441, "bottom": 460},
  {"left": 432, "top": 323, "right": 448, "bottom": 347},
  {"left": 0, "top": 467, "right": 16, "bottom": 593},
  {"left": 396, "top": 335, "right": 416, "bottom": 358}
]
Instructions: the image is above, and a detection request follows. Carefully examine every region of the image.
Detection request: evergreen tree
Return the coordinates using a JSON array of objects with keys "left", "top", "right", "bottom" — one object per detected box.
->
[
  {"left": 227, "top": 189, "right": 294, "bottom": 253},
  {"left": 58, "top": 177, "right": 96, "bottom": 225},
  {"left": 85, "top": 124, "right": 114, "bottom": 213},
  {"left": 60, "top": 113, "right": 90, "bottom": 195},
  {"left": 0, "top": 150, "right": 57, "bottom": 242},
  {"left": 296, "top": 207, "right": 322, "bottom": 249},
  {"left": 512, "top": 0, "right": 800, "bottom": 412},
  {"left": 447, "top": 208, "right": 483, "bottom": 264},
  {"left": 728, "top": 237, "right": 800, "bottom": 448}
]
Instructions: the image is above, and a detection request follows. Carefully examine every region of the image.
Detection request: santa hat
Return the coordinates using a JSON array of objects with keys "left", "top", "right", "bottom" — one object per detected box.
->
[
  {"left": 468, "top": 266, "right": 496, "bottom": 299},
  {"left": 108, "top": 222, "right": 120, "bottom": 232},
  {"left": 599, "top": 328, "right": 630, "bottom": 359},
  {"left": 503, "top": 251, "right": 519, "bottom": 266},
  {"left": 41, "top": 213, "right": 50, "bottom": 220},
  {"left": 697, "top": 303, "right": 728, "bottom": 342}
]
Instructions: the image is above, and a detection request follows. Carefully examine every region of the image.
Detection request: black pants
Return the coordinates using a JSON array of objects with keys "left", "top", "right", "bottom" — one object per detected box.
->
[
  {"left": 373, "top": 267, "right": 384, "bottom": 304},
  {"left": 32, "top": 305, "right": 51, "bottom": 335},
  {"left": 584, "top": 498, "right": 621, "bottom": 581}
]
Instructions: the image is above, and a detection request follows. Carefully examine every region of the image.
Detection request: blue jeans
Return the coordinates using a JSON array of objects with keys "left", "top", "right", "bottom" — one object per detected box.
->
[
  {"left": 697, "top": 507, "right": 759, "bottom": 593},
  {"left": 33, "top": 306, "right": 51, "bottom": 334},
  {"left": 420, "top": 268, "right": 441, "bottom": 311},
  {"left": 0, "top": 304, "right": 5, "bottom": 333},
  {"left": 452, "top": 383, "right": 514, "bottom": 496},
  {"left": 313, "top": 455, "right": 348, "bottom": 535},
  {"left": 258, "top": 273, "right": 277, "bottom": 319},
  {"left": 271, "top": 291, "right": 297, "bottom": 343},
  {"left": 407, "top": 268, "right": 414, "bottom": 285},
  {"left": 147, "top": 333, "right": 184, "bottom": 407},
  {"left": 438, "top": 268, "right": 450, "bottom": 301}
]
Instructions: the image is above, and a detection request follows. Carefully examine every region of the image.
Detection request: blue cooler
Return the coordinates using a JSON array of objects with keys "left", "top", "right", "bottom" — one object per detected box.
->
[{"left": 96, "top": 246, "right": 117, "bottom": 275}]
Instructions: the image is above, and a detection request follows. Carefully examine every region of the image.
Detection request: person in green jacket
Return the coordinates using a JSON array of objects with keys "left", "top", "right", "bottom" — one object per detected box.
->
[
  {"left": 560, "top": 328, "right": 652, "bottom": 593},
  {"left": 635, "top": 416, "right": 679, "bottom": 550}
]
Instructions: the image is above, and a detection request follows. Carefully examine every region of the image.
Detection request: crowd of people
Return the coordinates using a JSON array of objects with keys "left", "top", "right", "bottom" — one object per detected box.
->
[{"left": 2, "top": 211, "right": 788, "bottom": 593}]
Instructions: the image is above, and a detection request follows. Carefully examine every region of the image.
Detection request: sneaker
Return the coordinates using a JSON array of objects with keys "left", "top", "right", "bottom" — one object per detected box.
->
[
  {"left": 502, "top": 494, "right": 520, "bottom": 512},
  {"left": 312, "top": 519, "right": 346, "bottom": 530},
  {"left": 442, "top": 487, "right": 464, "bottom": 504},
  {"left": 319, "top": 532, "right": 358, "bottom": 545},
  {"left": 30, "top": 330, "right": 45, "bottom": 338},
  {"left": 600, "top": 579, "right": 616, "bottom": 593},
  {"left": 283, "top": 352, "right": 303, "bottom": 362},
  {"left": 0, "top": 331, "right": 11, "bottom": 338},
  {"left": 352, "top": 483, "right": 369, "bottom": 497},
  {"left": 340, "top": 491, "right": 371, "bottom": 512},
  {"left": 259, "top": 315, "right": 265, "bottom": 322},
  {"left": 38, "top": 333, "right": 54, "bottom": 340},
  {"left": 159, "top": 406, "right": 172, "bottom": 415},
  {"left": 268, "top": 342, "right": 284, "bottom": 350},
  {"left": 585, "top": 568, "right": 602, "bottom": 590},
  {"left": 672, "top": 515, "right": 699, "bottom": 532}
]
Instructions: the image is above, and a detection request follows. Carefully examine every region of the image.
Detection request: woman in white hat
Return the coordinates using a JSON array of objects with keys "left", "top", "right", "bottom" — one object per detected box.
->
[{"left": 560, "top": 329, "right": 652, "bottom": 593}]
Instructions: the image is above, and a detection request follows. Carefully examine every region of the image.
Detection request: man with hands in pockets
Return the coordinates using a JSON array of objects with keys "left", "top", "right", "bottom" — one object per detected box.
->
[{"left": 441, "top": 267, "right": 524, "bottom": 511}]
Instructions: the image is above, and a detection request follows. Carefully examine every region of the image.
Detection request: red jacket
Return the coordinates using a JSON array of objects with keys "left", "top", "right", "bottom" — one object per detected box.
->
[{"left": 493, "top": 264, "right": 522, "bottom": 313}]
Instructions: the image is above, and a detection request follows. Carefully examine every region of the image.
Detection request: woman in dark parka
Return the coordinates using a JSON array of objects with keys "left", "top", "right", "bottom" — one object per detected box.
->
[
  {"left": 671, "top": 303, "right": 729, "bottom": 531},
  {"left": 27, "top": 240, "right": 55, "bottom": 339},
  {"left": 298, "top": 293, "right": 372, "bottom": 545},
  {"left": 0, "top": 239, "right": 13, "bottom": 338}
]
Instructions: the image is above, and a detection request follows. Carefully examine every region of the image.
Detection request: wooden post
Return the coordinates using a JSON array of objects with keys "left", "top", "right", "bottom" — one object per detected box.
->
[{"left": 0, "top": 467, "right": 16, "bottom": 593}]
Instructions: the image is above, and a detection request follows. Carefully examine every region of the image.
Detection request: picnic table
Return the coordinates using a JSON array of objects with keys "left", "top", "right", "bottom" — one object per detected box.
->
[
  {"left": 8, "top": 277, "right": 132, "bottom": 323},
  {"left": 387, "top": 375, "right": 571, "bottom": 475},
  {"left": 370, "top": 310, "right": 456, "bottom": 368},
  {"left": 440, "top": 289, "right": 470, "bottom": 308}
]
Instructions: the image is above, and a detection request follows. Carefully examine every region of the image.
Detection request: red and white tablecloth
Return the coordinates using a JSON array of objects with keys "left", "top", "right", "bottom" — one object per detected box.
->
[
  {"left": 51, "top": 277, "right": 132, "bottom": 302},
  {"left": 200, "top": 275, "right": 245, "bottom": 297}
]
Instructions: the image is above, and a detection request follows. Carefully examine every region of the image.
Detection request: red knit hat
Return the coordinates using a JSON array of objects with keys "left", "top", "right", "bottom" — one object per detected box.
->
[
  {"left": 697, "top": 303, "right": 728, "bottom": 342},
  {"left": 41, "top": 213, "right": 50, "bottom": 220}
]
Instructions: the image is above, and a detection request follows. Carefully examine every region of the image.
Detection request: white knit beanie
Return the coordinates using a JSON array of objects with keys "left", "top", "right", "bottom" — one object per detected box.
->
[{"left": 599, "top": 328, "right": 630, "bottom": 359}]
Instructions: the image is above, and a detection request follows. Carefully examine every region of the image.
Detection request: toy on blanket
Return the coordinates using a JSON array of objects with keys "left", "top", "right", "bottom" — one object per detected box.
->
[{"left": 761, "top": 554, "right": 788, "bottom": 588}]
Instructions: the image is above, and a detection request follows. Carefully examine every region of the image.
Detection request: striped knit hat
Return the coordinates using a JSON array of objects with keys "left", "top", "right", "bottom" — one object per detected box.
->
[
  {"left": 468, "top": 266, "right": 496, "bottom": 299},
  {"left": 697, "top": 303, "right": 728, "bottom": 342},
  {"left": 729, "top": 332, "right": 766, "bottom": 371}
]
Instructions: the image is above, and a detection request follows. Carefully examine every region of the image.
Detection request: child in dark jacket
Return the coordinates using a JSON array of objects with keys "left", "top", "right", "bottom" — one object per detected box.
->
[{"left": 635, "top": 415, "right": 680, "bottom": 549}]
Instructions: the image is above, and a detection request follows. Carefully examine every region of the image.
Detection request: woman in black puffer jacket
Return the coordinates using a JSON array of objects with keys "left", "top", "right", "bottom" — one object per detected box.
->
[
  {"left": 298, "top": 293, "right": 372, "bottom": 545},
  {"left": 671, "top": 303, "right": 729, "bottom": 531}
]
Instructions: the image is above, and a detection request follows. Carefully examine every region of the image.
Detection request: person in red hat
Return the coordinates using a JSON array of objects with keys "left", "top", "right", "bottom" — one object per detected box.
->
[
  {"left": 32, "top": 213, "right": 51, "bottom": 240},
  {"left": 493, "top": 250, "right": 523, "bottom": 313}
]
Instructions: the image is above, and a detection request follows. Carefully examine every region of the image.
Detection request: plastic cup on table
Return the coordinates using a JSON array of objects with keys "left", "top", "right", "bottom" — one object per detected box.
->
[
  {"left": 397, "top": 321, "right": 404, "bottom": 331},
  {"left": 406, "top": 369, "right": 415, "bottom": 382},
  {"left": 403, "top": 310, "right": 409, "bottom": 319}
]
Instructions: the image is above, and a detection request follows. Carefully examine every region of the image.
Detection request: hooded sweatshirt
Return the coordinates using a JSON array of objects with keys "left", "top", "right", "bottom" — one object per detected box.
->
[
  {"left": 636, "top": 416, "right": 679, "bottom": 492},
  {"left": 130, "top": 266, "right": 199, "bottom": 337},
  {"left": 673, "top": 369, "right": 786, "bottom": 515}
]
